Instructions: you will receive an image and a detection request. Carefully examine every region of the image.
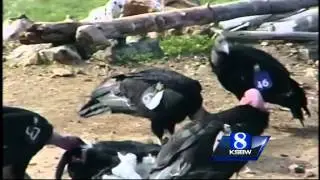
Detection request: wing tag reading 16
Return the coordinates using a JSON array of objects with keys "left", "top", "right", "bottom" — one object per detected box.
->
[{"left": 254, "top": 71, "right": 273, "bottom": 90}]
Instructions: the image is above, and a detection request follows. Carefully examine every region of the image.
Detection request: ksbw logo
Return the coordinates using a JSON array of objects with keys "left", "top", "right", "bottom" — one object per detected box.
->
[{"left": 211, "top": 132, "right": 270, "bottom": 161}]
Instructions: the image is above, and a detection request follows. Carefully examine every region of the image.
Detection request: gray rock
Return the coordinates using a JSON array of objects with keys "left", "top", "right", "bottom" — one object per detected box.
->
[
  {"left": 75, "top": 24, "right": 116, "bottom": 59},
  {"left": 6, "top": 44, "right": 52, "bottom": 66},
  {"left": 260, "top": 41, "right": 269, "bottom": 46},
  {"left": 39, "top": 45, "right": 83, "bottom": 65},
  {"left": 3, "top": 14, "right": 33, "bottom": 42},
  {"left": 91, "top": 47, "right": 113, "bottom": 61},
  {"left": 304, "top": 168, "right": 317, "bottom": 178},
  {"left": 126, "top": 35, "right": 144, "bottom": 44},
  {"left": 288, "top": 164, "right": 306, "bottom": 174},
  {"left": 51, "top": 68, "right": 75, "bottom": 78},
  {"left": 304, "top": 68, "right": 318, "bottom": 78},
  {"left": 166, "top": 28, "right": 183, "bottom": 36}
]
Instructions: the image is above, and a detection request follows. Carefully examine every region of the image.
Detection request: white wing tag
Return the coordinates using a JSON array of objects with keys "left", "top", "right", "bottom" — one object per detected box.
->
[{"left": 141, "top": 82, "right": 165, "bottom": 110}]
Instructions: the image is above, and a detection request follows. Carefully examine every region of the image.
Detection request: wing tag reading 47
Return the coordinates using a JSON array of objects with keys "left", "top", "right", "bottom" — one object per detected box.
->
[
  {"left": 254, "top": 71, "right": 273, "bottom": 91},
  {"left": 211, "top": 132, "right": 270, "bottom": 161}
]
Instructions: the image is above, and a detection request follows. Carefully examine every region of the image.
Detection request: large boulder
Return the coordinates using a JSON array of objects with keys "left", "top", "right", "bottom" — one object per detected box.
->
[{"left": 3, "top": 14, "right": 33, "bottom": 42}]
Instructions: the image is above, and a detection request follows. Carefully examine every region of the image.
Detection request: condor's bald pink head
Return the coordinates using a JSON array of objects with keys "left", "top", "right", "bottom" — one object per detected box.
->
[{"left": 239, "top": 89, "right": 268, "bottom": 112}]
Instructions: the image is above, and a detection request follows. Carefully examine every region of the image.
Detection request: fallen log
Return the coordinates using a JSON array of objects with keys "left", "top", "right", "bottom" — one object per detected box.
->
[
  {"left": 224, "top": 31, "right": 318, "bottom": 42},
  {"left": 218, "top": 8, "right": 308, "bottom": 31},
  {"left": 258, "top": 8, "right": 319, "bottom": 32},
  {"left": 19, "top": 0, "right": 318, "bottom": 44}
]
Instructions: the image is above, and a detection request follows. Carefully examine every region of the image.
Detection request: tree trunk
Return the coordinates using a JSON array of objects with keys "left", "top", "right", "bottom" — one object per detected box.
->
[
  {"left": 218, "top": 8, "right": 308, "bottom": 31},
  {"left": 19, "top": 0, "right": 318, "bottom": 44},
  {"left": 224, "top": 31, "right": 318, "bottom": 42},
  {"left": 257, "top": 8, "right": 319, "bottom": 32}
]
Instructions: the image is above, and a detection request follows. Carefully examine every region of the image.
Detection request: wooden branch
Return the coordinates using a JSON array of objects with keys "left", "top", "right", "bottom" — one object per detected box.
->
[
  {"left": 219, "top": 8, "right": 308, "bottom": 31},
  {"left": 257, "top": 8, "right": 319, "bottom": 32},
  {"left": 19, "top": 0, "right": 318, "bottom": 44},
  {"left": 224, "top": 31, "right": 318, "bottom": 42}
]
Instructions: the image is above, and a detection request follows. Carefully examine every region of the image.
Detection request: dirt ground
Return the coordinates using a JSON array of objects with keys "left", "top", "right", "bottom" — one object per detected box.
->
[{"left": 3, "top": 44, "right": 319, "bottom": 179}]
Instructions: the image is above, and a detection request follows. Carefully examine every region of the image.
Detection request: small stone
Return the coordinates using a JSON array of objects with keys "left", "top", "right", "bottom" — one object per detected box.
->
[
  {"left": 83, "top": 78, "right": 92, "bottom": 82},
  {"left": 298, "top": 48, "right": 311, "bottom": 60},
  {"left": 289, "top": 164, "right": 305, "bottom": 174},
  {"left": 191, "top": 29, "right": 202, "bottom": 36},
  {"left": 307, "top": 60, "right": 314, "bottom": 65},
  {"left": 130, "top": 68, "right": 137, "bottom": 73},
  {"left": 260, "top": 41, "right": 269, "bottom": 46},
  {"left": 304, "top": 68, "right": 317, "bottom": 78},
  {"left": 97, "top": 62, "right": 106, "bottom": 68},
  {"left": 304, "top": 168, "right": 317, "bottom": 178},
  {"left": 285, "top": 43, "right": 294, "bottom": 47},
  {"left": 290, "top": 49, "right": 298, "bottom": 54},
  {"left": 75, "top": 69, "right": 87, "bottom": 75},
  {"left": 39, "top": 45, "right": 83, "bottom": 65},
  {"left": 278, "top": 107, "right": 290, "bottom": 112},
  {"left": 51, "top": 68, "right": 75, "bottom": 78},
  {"left": 280, "top": 154, "right": 289, "bottom": 157},
  {"left": 183, "top": 27, "right": 194, "bottom": 34},
  {"left": 147, "top": 32, "right": 159, "bottom": 39},
  {"left": 196, "top": 65, "right": 209, "bottom": 75},
  {"left": 29, "top": 162, "right": 37, "bottom": 166},
  {"left": 167, "top": 28, "right": 182, "bottom": 36}
]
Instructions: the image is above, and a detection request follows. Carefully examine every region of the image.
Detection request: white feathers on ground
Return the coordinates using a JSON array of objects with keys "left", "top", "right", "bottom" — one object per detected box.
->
[
  {"left": 135, "top": 153, "right": 157, "bottom": 178},
  {"left": 101, "top": 152, "right": 157, "bottom": 179},
  {"left": 111, "top": 152, "right": 142, "bottom": 179}
]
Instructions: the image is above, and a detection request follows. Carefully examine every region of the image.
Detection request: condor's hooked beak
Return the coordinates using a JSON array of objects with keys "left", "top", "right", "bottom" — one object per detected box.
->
[
  {"left": 78, "top": 98, "right": 112, "bottom": 118},
  {"left": 46, "top": 132, "right": 85, "bottom": 151}
]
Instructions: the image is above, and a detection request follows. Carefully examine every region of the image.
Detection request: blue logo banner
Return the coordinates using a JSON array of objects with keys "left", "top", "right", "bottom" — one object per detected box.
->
[{"left": 211, "top": 132, "right": 270, "bottom": 161}]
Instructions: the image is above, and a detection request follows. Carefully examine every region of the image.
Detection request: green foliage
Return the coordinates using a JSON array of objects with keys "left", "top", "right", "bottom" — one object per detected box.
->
[
  {"left": 160, "top": 35, "right": 214, "bottom": 57},
  {"left": 3, "top": 0, "right": 108, "bottom": 21}
]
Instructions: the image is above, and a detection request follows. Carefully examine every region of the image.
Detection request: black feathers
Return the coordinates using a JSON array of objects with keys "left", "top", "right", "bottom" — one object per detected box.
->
[
  {"left": 210, "top": 35, "right": 310, "bottom": 126},
  {"left": 149, "top": 105, "right": 269, "bottom": 179},
  {"left": 3, "top": 106, "right": 54, "bottom": 179},
  {"left": 55, "top": 140, "right": 161, "bottom": 179},
  {"left": 79, "top": 68, "right": 204, "bottom": 143}
]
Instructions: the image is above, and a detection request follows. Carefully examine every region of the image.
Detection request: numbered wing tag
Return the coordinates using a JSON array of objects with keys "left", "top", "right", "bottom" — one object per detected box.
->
[
  {"left": 141, "top": 82, "right": 165, "bottom": 110},
  {"left": 25, "top": 116, "right": 41, "bottom": 144},
  {"left": 254, "top": 71, "right": 273, "bottom": 91}
]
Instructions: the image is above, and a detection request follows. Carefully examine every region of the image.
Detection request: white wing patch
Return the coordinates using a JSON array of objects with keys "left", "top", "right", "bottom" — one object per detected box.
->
[{"left": 141, "top": 82, "right": 165, "bottom": 110}]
